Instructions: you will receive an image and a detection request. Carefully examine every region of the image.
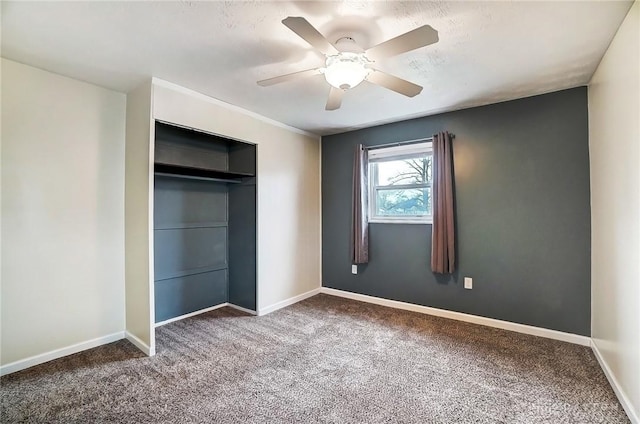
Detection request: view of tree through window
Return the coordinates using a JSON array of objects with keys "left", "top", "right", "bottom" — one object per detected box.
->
[{"left": 373, "top": 154, "right": 432, "bottom": 217}]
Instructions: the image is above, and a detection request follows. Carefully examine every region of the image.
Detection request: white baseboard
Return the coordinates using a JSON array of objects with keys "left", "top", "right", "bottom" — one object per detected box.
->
[
  {"left": 125, "top": 331, "right": 155, "bottom": 356},
  {"left": 591, "top": 340, "right": 639, "bottom": 424},
  {"left": 0, "top": 332, "right": 124, "bottom": 376},
  {"left": 320, "top": 287, "right": 591, "bottom": 346},
  {"left": 155, "top": 303, "right": 229, "bottom": 327},
  {"left": 258, "top": 288, "right": 321, "bottom": 316},
  {"left": 227, "top": 303, "right": 258, "bottom": 315}
]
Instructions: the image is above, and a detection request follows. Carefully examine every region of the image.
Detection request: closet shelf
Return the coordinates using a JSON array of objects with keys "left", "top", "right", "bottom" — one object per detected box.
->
[{"left": 154, "top": 162, "right": 254, "bottom": 183}]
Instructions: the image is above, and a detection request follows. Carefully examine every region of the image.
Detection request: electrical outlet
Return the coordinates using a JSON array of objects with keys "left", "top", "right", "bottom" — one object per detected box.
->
[
  {"left": 351, "top": 265, "right": 358, "bottom": 275},
  {"left": 464, "top": 277, "right": 473, "bottom": 290}
]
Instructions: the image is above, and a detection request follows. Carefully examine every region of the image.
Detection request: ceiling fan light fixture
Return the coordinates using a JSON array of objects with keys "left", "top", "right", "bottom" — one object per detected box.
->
[
  {"left": 323, "top": 53, "right": 370, "bottom": 90},
  {"left": 257, "top": 17, "right": 438, "bottom": 110}
]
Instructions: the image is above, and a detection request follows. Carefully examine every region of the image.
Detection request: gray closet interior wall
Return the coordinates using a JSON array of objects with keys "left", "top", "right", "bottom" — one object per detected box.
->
[
  {"left": 153, "top": 122, "right": 256, "bottom": 322},
  {"left": 228, "top": 141, "right": 257, "bottom": 310}
]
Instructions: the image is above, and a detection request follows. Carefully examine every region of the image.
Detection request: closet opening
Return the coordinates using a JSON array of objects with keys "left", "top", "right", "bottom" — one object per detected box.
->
[{"left": 153, "top": 121, "right": 257, "bottom": 324}]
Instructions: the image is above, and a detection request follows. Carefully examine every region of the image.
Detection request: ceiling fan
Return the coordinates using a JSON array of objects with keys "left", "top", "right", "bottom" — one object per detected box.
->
[{"left": 257, "top": 17, "right": 439, "bottom": 111}]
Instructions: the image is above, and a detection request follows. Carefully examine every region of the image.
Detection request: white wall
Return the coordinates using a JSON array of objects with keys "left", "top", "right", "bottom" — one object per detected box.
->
[
  {"left": 124, "top": 81, "right": 155, "bottom": 354},
  {"left": 589, "top": 2, "right": 640, "bottom": 422},
  {"left": 1, "top": 59, "right": 126, "bottom": 367},
  {"left": 152, "top": 80, "right": 321, "bottom": 313},
  {"left": 0, "top": 66, "right": 318, "bottom": 367}
]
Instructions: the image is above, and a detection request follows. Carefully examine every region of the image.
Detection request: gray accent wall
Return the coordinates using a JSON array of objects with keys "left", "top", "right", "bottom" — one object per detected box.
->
[{"left": 322, "top": 87, "right": 591, "bottom": 336}]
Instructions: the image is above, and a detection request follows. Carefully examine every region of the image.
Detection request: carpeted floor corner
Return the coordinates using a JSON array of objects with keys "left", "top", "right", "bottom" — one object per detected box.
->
[{"left": 0, "top": 294, "right": 629, "bottom": 423}]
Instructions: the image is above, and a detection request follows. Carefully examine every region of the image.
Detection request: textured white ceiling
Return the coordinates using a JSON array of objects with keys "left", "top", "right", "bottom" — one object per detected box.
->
[{"left": 1, "top": 1, "right": 633, "bottom": 135}]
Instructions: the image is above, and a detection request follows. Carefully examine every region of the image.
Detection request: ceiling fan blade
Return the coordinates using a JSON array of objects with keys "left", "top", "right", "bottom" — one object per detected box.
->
[
  {"left": 365, "top": 25, "right": 438, "bottom": 61},
  {"left": 282, "top": 17, "right": 338, "bottom": 56},
  {"left": 325, "top": 86, "right": 343, "bottom": 110},
  {"left": 257, "top": 68, "right": 322, "bottom": 86},
  {"left": 366, "top": 69, "right": 423, "bottom": 97}
]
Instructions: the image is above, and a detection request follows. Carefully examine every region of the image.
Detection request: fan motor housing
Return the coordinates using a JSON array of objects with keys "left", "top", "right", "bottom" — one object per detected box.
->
[{"left": 334, "top": 36, "right": 364, "bottom": 53}]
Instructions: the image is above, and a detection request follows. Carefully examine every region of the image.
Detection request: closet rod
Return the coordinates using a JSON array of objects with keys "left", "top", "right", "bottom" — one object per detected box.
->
[
  {"left": 154, "top": 172, "right": 242, "bottom": 184},
  {"left": 365, "top": 134, "right": 455, "bottom": 151}
]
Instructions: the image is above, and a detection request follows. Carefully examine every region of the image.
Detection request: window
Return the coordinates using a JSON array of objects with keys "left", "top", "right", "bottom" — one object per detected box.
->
[{"left": 368, "top": 142, "right": 433, "bottom": 224}]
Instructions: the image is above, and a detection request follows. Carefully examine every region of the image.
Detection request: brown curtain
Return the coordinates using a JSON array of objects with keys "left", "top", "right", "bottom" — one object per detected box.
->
[
  {"left": 351, "top": 144, "right": 369, "bottom": 264},
  {"left": 431, "top": 132, "right": 455, "bottom": 273}
]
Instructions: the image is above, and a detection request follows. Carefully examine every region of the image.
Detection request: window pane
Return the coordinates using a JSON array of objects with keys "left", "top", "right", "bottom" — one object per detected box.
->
[
  {"left": 375, "top": 155, "right": 432, "bottom": 186},
  {"left": 375, "top": 187, "right": 432, "bottom": 216}
]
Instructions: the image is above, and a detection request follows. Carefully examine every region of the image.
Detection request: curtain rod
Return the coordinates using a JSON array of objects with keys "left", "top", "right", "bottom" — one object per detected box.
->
[{"left": 365, "top": 134, "right": 455, "bottom": 151}]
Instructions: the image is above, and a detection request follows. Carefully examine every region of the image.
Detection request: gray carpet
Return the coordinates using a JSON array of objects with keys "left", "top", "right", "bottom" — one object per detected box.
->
[{"left": 0, "top": 294, "right": 629, "bottom": 423}]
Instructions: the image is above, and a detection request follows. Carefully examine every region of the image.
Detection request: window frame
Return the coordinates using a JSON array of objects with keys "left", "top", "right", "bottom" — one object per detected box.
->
[{"left": 368, "top": 142, "right": 433, "bottom": 225}]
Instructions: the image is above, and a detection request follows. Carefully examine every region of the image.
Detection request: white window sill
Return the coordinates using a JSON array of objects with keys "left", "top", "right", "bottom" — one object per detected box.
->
[{"left": 369, "top": 219, "right": 432, "bottom": 225}]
